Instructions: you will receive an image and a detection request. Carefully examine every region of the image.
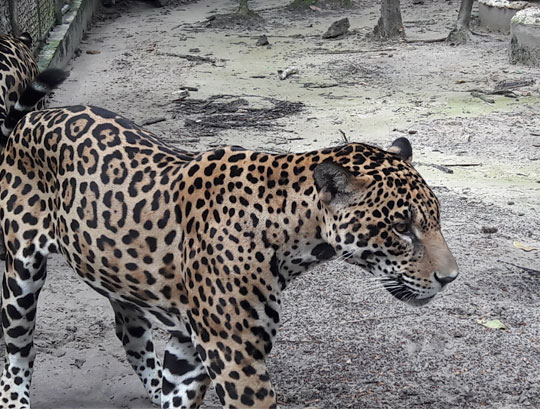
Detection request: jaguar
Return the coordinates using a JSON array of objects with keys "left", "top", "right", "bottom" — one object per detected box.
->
[
  {"left": 0, "top": 102, "right": 458, "bottom": 409},
  {"left": 0, "top": 33, "right": 39, "bottom": 144}
]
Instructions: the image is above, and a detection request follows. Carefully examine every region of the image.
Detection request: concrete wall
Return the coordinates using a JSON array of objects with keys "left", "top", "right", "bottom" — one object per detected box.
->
[
  {"left": 0, "top": 0, "right": 12, "bottom": 34},
  {"left": 38, "top": 0, "right": 100, "bottom": 70}
]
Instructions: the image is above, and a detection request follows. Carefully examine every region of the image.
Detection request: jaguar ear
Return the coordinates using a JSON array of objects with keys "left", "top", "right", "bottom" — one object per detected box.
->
[
  {"left": 18, "top": 33, "right": 32, "bottom": 48},
  {"left": 387, "top": 137, "right": 413, "bottom": 162},
  {"left": 314, "top": 161, "right": 369, "bottom": 206}
]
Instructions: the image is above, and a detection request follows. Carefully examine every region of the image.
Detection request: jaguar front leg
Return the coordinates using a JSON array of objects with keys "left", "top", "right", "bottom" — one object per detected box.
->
[
  {"left": 194, "top": 335, "right": 278, "bottom": 409},
  {"left": 186, "top": 300, "right": 281, "bottom": 409}
]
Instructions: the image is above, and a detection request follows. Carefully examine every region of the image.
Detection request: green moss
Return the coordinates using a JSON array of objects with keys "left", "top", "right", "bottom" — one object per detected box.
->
[{"left": 38, "top": 39, "right": 61, "bottom": 70}]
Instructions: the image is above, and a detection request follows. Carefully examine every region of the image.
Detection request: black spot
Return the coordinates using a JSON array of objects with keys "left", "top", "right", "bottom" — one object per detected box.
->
[
  {"left": 229, "top": 153, "right": 246, "bottom": 163},
  {"left": 310, "top": 243, "right": 336, "bottom": 260},
  {"left": 225, "top": 381, "right": 238, "bottom": 400}
]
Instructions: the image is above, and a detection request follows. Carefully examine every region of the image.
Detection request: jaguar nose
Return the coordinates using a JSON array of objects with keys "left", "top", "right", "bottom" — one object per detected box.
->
[{"left": 434, "top": 272, "right": 458, "bottom": 287}]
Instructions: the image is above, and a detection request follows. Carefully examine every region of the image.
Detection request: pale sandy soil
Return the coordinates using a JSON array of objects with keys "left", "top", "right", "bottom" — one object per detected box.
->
[{"left": 3, "top": 0, "right": 539, "bottom": 408}]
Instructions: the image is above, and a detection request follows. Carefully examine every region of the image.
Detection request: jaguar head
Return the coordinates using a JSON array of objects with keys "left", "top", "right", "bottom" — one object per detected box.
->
[{"left": 314, "top": 138, "right": 458, "bottom": 306}]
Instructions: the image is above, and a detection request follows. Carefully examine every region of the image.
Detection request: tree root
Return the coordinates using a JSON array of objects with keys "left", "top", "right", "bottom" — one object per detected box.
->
[
  {"left": 446, "top": 27, "right": 472, "bottom": 45},
  {"left": 446, "top": 27, "right": 488, "bottom": 45}
]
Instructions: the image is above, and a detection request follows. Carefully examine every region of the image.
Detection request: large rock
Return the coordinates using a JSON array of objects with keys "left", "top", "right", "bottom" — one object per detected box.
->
[
  {"left": 478, "top": 0, "right": 528, "bottom": 33},
  {"left": 510, "top": 8, "right": 540, "bottom": 67},
  {"left": 322, "top": 18, "right": 350, "bottom": 39}
]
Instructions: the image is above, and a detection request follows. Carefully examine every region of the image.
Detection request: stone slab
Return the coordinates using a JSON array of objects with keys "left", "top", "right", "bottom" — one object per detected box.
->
[{"left": 510, "top": 8, "right": 540, "bottom": 66}]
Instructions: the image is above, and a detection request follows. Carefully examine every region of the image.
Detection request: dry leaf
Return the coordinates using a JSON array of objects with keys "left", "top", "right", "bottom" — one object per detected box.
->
[
  {"left": 477, "top": 318, "right": 508, "bottom": 330},
  {"left": 86, "top": 50, "right": 101, "bottom": 55},
  {"left": 513, "top": 240, "right": 537, "bottom": 252},
  {"left": 309, "top": 5, "right": 323, "bottom": 11}
]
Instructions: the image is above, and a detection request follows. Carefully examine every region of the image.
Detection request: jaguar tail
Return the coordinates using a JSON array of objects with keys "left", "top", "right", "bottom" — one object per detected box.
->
[{"left": 0, "top": 68, "right": 68, "bottom": 146}]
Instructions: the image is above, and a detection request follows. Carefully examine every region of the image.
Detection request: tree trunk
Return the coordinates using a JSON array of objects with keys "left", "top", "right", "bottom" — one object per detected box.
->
[
  {"left": 447, "top": 0, "right": 474, "bottom": 44},
  {"left": 373, "top": 0, "right": 404, "bottom": 40}
]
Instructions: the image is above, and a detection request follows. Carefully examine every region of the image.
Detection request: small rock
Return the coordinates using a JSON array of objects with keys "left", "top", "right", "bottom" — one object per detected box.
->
[
  {"left": 72, "top": 358, "right": 86, "bottom": 369},
  {"left": 322, "top": 18, "right": 350, "bottom": 39},
  {"left": 86, "top": 50, "right": 101, "bottom": 55},
  {"left": 507, "top": 200, "right": 515, "bottom": 205},
  {"left": 279, "top": 66, "right": 299, "bottom": 80},
  {"left": 189, "top": 48, "right": 200, "bottom": 53},
  {"left": 408, "top": 129, "right": 418, "bottom": 135},
  {"left": 173, "top": 90, "right": 190, "bottom": 101},
  {"left": 256, "top": 35, "right": 269, "bottom": 46},
  {"left": 481, "top": 226, "right": 498, "bottom": 234}
]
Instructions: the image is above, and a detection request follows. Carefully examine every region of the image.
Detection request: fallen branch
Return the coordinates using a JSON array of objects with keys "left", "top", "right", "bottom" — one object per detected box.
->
[
  {"left": 417, "top": 162, "right": 454, "bottom": 174},
  {"left": 471, "top": 91, "right": 494, "bottom": 104},
  {"left": 442, "top": 163, "right": 482, "bottom": 167},
  {"left": 470, "top": 30, "right": 490, "bottom": 37},
  {"left": 339, "top": 129, "right": 349, "bottom": 143},
  {"left": 464, "top": 77, "right": 535, "bottom": 98},
  {"left": 237, "top": 33, "right": 308, "bottom": 39},
  {"left": 494, "top": 78, "right": 535, "bottom": 91},
  {"left": 175, "top": 96, "right": 304, "bottom": 136},
  {"left": 341, "top": 313, "right": 416, "bottom": 324},
  {"left": 141, "top": 117, "right": 166, "bottom": 126},
  {"left": 303, "top": 82, "right": 339, "bottom": 89},
  {"left": 404, "top": 36, "right": 447, "bottom": 43},
  {"left": 498, "top": 259, "right": 540, "bottom": 276},
  {"left": 311, "top": 47, "right": 396, "bottom": 55},
  {"left": 156, "top": 51, "right": 217, "bottom": 64},
  {"left": 275, "top": 339, "right": 323, "bottom": 344}
]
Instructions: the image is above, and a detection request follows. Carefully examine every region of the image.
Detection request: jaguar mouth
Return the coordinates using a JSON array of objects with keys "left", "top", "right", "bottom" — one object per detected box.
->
[
  {"left": 401, "top": 294, "right": 435, "bottom": 306},
  {"left": 382, "top": 280, "right": 436, "bottom": 307}
]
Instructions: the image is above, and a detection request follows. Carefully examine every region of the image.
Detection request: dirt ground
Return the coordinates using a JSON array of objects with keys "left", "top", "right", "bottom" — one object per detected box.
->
[{"left": 4, "top": 0, "right": 539, "bottom": 408}]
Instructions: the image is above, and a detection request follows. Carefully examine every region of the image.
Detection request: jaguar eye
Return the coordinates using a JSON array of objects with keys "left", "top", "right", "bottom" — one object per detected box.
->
[{"left": 393, "top": 222, "right": 410, "bottom": 235}]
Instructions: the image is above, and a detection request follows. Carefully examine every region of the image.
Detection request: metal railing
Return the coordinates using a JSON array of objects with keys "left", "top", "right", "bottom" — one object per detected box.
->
[{"left": 0, "top": 0, "right": 69, "bottom": 52}]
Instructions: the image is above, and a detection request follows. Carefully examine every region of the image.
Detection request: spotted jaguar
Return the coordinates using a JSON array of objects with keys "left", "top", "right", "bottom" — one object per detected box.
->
[{"left": 0, "top": 103, "right": 458, "bottom": 409}]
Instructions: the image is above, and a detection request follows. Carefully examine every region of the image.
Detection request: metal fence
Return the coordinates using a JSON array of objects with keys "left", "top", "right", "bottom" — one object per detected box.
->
[{"left": 0, "top": 0, "right": 69, "bottom": 52}]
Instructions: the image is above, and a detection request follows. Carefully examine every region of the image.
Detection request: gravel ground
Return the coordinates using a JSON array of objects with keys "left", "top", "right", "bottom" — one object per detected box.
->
[{"left": 2, "top": 0, "right": 538, "bottom": 408}]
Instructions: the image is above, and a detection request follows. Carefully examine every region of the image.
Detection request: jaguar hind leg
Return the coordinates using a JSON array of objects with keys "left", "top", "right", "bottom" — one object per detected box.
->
[
  {"left": 0, "top": 247, "right": 49, "bottom": 409},
  {"left": 161, "top": 333, "right": 211, "bottom": 409},
  {"left": 111, "top": 300, "right": 163, "bottom": 406}
]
